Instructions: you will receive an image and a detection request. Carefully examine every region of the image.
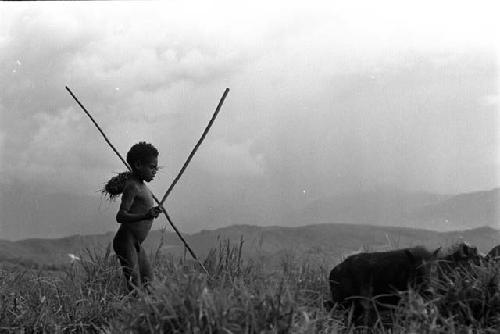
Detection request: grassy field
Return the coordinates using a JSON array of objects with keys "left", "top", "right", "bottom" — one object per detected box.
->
[{"left": 1, "top": 238, "right": 500, "bottom": 333}]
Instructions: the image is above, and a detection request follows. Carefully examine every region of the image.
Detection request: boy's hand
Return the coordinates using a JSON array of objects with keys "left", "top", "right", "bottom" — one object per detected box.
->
[{"left": 146, "top": 206, "right": 163, "bottom": 219}]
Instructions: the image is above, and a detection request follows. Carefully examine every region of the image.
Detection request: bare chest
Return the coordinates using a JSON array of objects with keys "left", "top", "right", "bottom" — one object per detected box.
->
[{"left": 133, "top": 185, "right": 154, "bottom": 210}]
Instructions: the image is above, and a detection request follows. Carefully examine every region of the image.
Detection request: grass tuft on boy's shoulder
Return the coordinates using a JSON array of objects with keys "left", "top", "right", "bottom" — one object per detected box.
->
[{"left": 102, "top": 171, "right": 133, "bottom": 201}]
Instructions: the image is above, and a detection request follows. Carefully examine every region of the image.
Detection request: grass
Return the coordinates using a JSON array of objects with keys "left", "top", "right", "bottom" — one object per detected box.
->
[{"left": 1, "top": 238, "right": 500, "bottom": 333}]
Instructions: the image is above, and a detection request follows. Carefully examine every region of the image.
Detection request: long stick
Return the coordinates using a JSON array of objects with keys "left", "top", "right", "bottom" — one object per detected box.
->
[
  {"left": 65, "top": 86, "right": 209, "bottom": 275},
  {"left": 159, "top": 88, "right": 230, "bottom": 205}
]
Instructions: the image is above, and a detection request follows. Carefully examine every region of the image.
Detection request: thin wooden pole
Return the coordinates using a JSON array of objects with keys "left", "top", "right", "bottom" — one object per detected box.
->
[
  {"left": 159, "top": 88, "right": 230, "bottom": 205},
  {"left": 65, "top": 86, "right": 209, "bottom": 275}
]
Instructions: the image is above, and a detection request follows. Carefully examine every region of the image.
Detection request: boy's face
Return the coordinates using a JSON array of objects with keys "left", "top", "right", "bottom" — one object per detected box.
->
[{"left": 134, "top": 156, "right": 158, "bottom": 182}]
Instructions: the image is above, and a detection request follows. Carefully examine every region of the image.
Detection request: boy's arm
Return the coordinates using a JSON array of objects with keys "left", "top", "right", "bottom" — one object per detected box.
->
[{"left": 116, "top": 183, "right": 150, "bottom": 224}]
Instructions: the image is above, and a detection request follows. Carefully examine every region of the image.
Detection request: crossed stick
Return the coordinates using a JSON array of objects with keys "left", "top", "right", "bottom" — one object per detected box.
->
[{"left": 66, "top": 86, "right": 230, "bottom": 275}]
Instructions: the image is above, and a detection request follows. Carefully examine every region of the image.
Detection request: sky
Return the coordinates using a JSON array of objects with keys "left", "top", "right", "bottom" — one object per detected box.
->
[{"left": 0, "top": 1, "right": 499, "bottom": 239}]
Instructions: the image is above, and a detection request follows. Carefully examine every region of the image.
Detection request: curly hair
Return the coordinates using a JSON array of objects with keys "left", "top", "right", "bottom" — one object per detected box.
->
[
  {"left": 126, "top": 141, "right": 159, "bottom": 170},
  {"left": 102, "top": 142, "right": 159, "bottom": 200}
]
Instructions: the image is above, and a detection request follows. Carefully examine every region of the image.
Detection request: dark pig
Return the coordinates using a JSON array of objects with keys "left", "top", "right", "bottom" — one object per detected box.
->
[{"left": 325, "top": 246, "right": 439, "bottom": 321}]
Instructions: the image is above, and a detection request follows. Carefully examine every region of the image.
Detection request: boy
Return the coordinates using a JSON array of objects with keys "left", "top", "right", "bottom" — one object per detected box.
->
[{"left": 113, "top": 141, "right": 163, "bottom": 291}]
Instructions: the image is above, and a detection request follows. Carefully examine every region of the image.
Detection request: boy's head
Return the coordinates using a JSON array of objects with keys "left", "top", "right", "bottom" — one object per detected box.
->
[{"left": 126, "top": 141, "right": 159, "bottom": 182}]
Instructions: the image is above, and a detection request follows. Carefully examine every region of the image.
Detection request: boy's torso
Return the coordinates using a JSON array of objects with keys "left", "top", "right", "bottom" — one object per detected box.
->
[{"left": 120, "top": 179, "right": 154, "bottom": 242}]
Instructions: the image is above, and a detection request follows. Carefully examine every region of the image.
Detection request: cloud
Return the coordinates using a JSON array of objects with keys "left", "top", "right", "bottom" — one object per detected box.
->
[
  {"left": 479, "top": 94, "right": 500, "bottom": 107},
  {"left": 0, "top": 7, "right": 98, "bottom": 113},
  {"left": 0, "top": 130, "right": 4, "bottom": 171},
  {"left": 197, "top": 139, "right": 265, "bottom": 177},
  {"left": 1, "top": 107, "right": 120, "bottom": 193},
  {"left": 0, "top": 4, "right": 261, "bottom": 194},
  {"left": 0, "top": 2, "right": 498, "bottom": 239},
  {"left": 0, "top": 5, "right": 247, "bottom": 119},
  {"left": 245, "top": 53, "right": 499, "bottom": 194}
]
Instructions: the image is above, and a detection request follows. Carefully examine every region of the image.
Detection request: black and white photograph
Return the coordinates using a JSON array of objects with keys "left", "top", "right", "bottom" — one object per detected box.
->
[{"left": 0, "top": 0, "right": 499, "bottom": 332}]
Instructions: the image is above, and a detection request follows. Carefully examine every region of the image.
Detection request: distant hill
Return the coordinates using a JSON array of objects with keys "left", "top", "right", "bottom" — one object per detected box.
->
[
  {"left": 294, "top": 187, "right": 450, "bottom": 227},
  {"left": 408, "top": 188, "right": 500, "bottom": 230},
  {"left": 1, "top": 182, "right": 498, "bottom": 268},
  {"left": 0, "top": 181, "right": 118, "bottom": 240},
  {"left": 1, "top": 181, "right": 498, "bottom": 241},
  {"left": 1, "top": 223, "right": 499, "bottom": 268},
  {"left": 295, "top": 187, "right": 499, "bottom": 231}
]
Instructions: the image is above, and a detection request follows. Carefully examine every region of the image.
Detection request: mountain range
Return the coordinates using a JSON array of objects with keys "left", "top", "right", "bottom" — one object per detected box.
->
[
  {"left": 1, "top": 180, "right": 498, "bottom": 241},
  {"left": 0, "top": 183, "right": 498, "bottom": 266},
  {"left": 297, "top": 187, "right": 499, "bottom": 230},
  {"left": 1, "top": 223, "right": 499, "bottom": 268}
]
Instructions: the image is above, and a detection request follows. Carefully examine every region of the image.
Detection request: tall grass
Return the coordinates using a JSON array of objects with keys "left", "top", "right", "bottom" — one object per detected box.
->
[
  {"left": 1, "top": 239, "right": 500, "bottom": 333},
  {"left": 0, "top": 246, "right": 123, "bottom": 332}
]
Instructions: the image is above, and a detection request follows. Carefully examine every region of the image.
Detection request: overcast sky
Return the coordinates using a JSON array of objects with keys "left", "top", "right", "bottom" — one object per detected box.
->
[{"left": 0, "top": 1, "right": 499, "bottom": 238}]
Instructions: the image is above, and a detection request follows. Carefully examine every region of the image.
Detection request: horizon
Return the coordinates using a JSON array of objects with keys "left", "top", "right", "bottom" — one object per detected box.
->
[
  {"left": 1, "top": 186, "right": 498, "bottom": 241},
  {"left": 3, "top": 219, "right": 500, "bottom": 244},
  {"left": 1, "top": 1, "right": 499, "bottom": 240}
]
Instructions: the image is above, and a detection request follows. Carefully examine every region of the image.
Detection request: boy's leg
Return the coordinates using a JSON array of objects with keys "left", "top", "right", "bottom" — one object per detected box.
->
[
  {"left": 138, "top": 245, "right": 153, "bottom": 286},
  {"left": 113, "top": 229, "right": 140, "bottom": 290}
]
